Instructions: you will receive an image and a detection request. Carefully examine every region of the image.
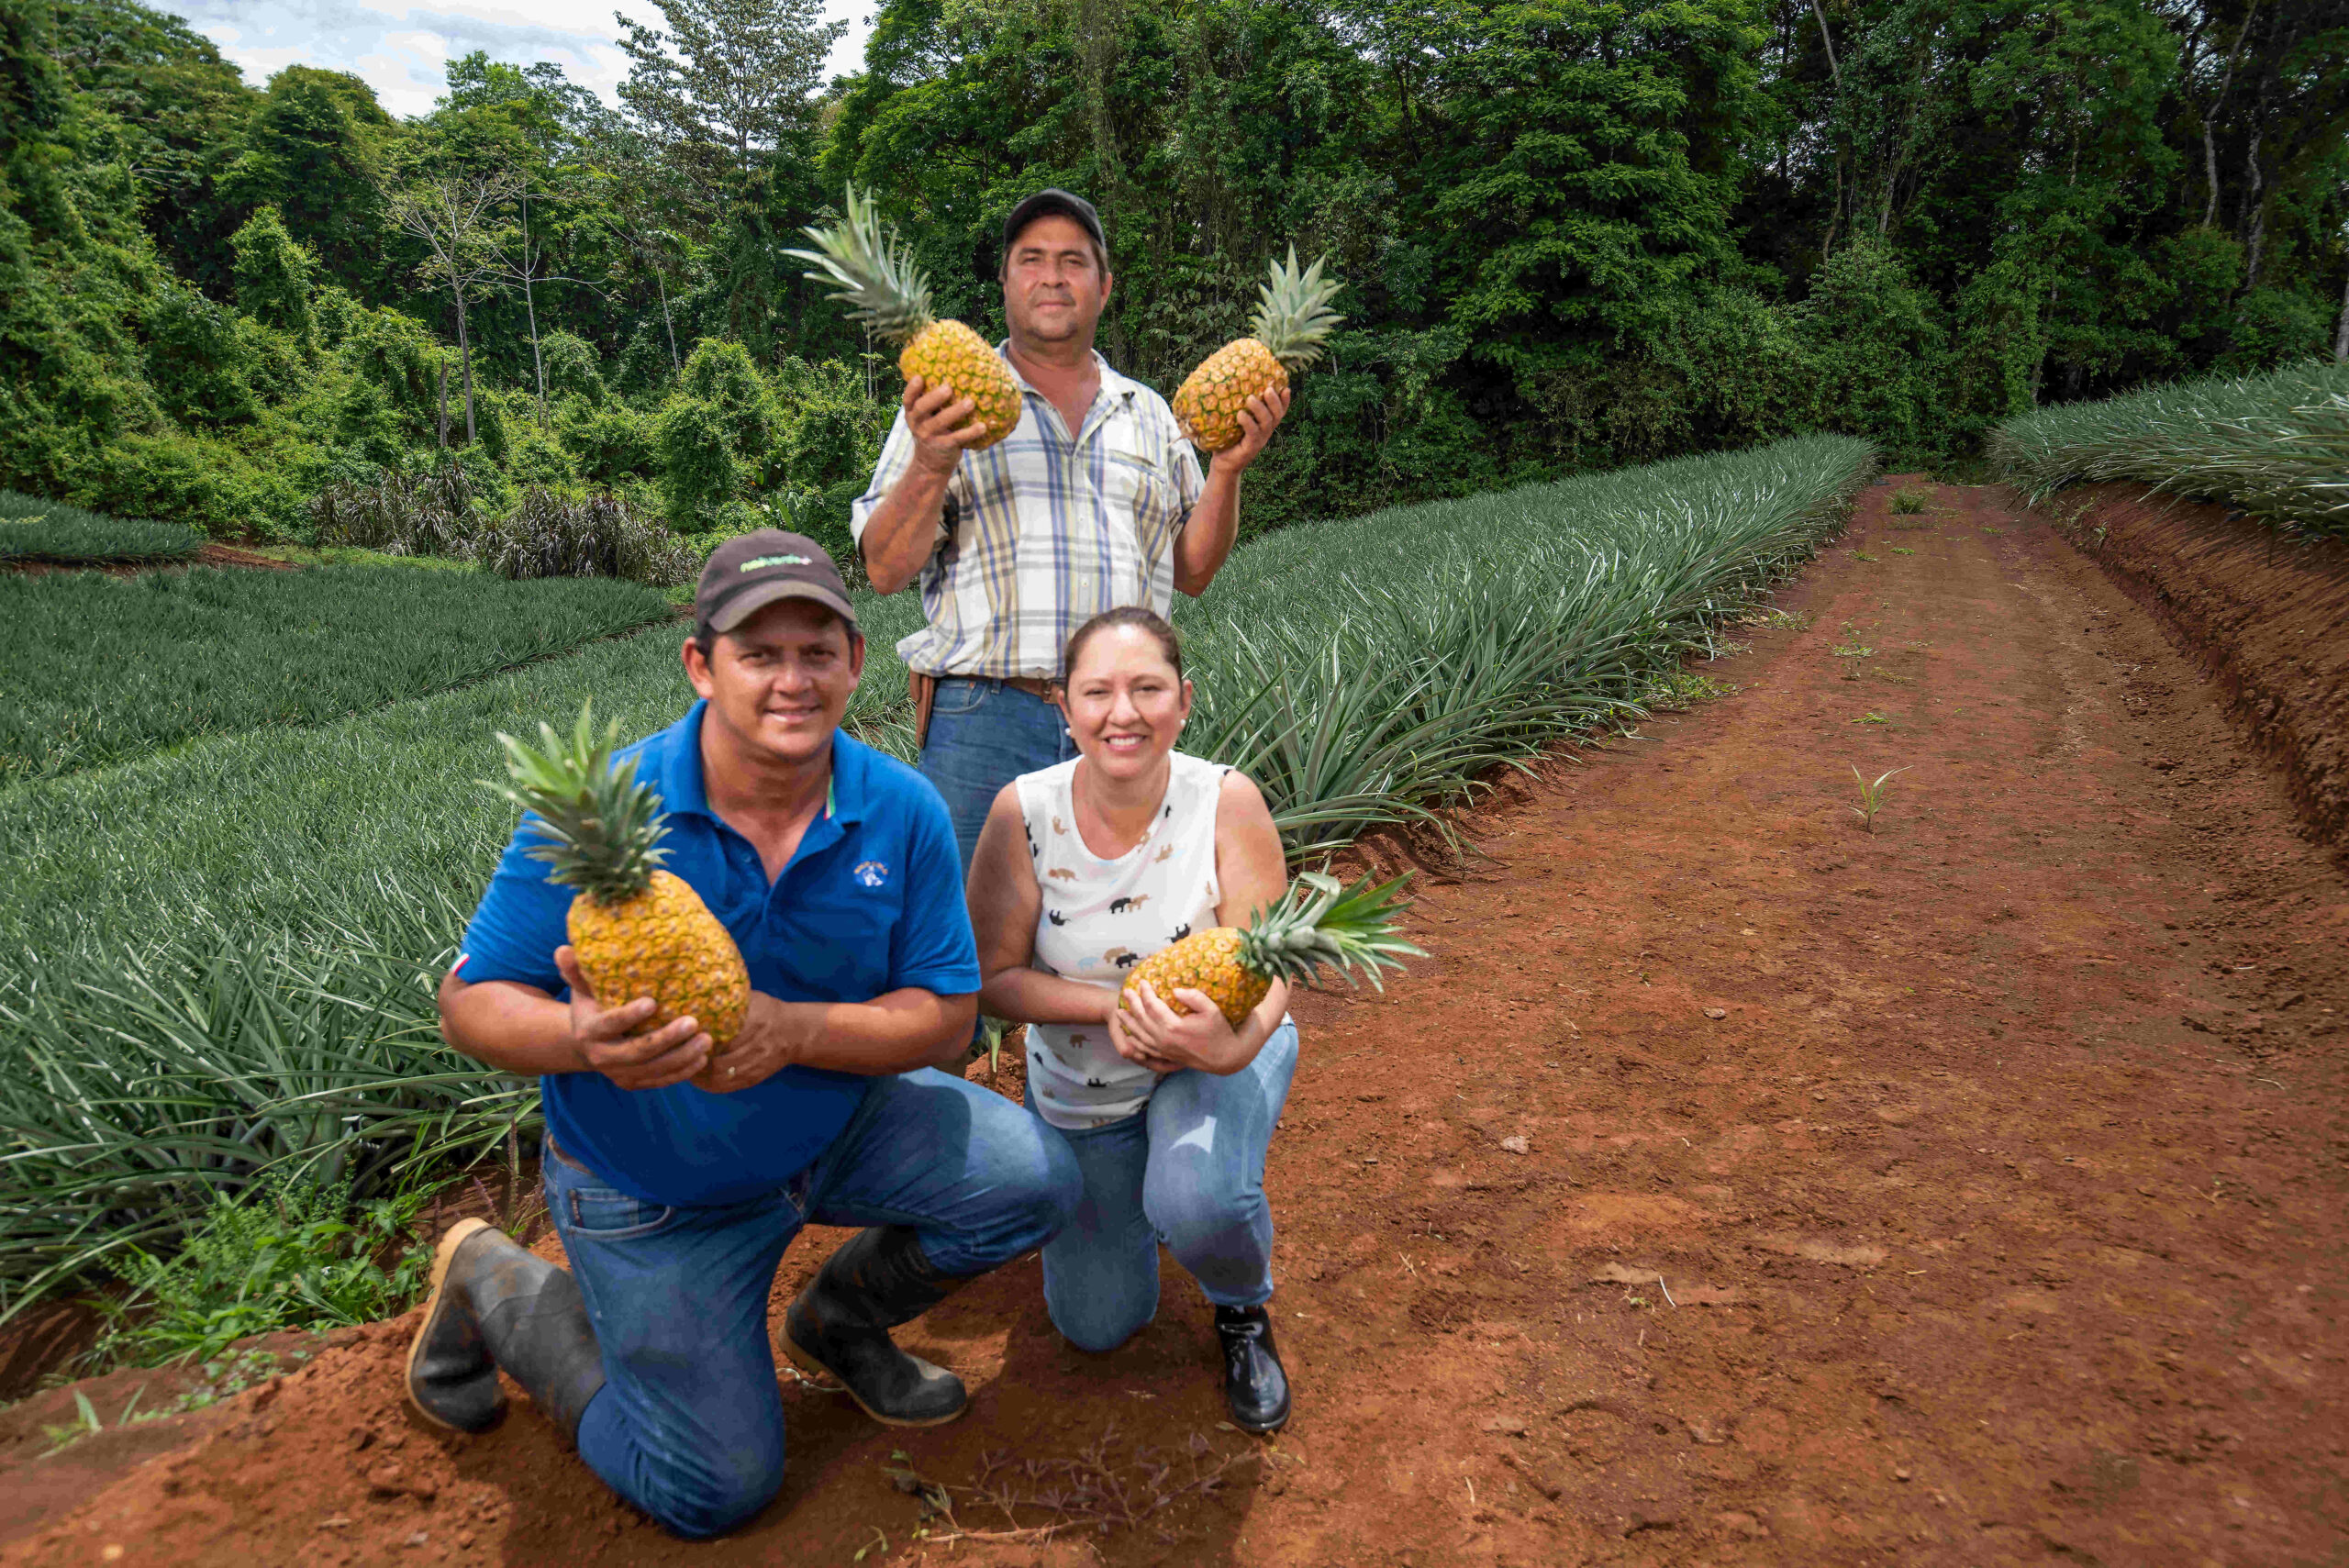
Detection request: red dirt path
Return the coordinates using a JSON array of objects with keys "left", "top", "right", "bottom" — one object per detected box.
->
[{"left": 6, "top": 480, "right": 2345, "bottom": 1566}]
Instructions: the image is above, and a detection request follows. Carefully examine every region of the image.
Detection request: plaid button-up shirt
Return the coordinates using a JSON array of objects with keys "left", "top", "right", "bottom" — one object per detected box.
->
[{"left": 851, "top": 345, "right": 1205, "bottom": 680}]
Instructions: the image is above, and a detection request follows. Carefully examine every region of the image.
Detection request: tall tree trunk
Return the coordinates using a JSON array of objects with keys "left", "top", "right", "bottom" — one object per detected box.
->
[
  {"left": 521, "top": 195, "right": 547, "bottom": 428},
  {"left": 2201, "top": 1, "right": 2256, "bottom": 227},
  {"left": 656, "top": 268, "right": 679, "bottom": 372},
  {"left": 453, "top": 284, "right": 477, "bottom": 445},
  {"left": 524, "top": 272, "right": 546, "bottom": 428},
  {"left": 2243, "top": 130, "right": 2267, "bottom": 287},
  {"left": 1809, "top": 0, "right": 1842, "bottom": 91}
]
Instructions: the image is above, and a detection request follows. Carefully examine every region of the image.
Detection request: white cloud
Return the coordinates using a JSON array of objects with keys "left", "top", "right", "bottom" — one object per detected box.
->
[{"left": 177, "top": 0, "right": 872, "bottom": 119}]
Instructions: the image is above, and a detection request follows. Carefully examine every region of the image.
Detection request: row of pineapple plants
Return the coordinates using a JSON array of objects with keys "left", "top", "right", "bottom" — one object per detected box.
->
[{"left": 1990, "top": 358, "right": 2349, "bottom": 537}]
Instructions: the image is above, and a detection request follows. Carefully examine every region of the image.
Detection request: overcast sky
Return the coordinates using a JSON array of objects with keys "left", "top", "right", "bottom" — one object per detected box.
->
[{"left": 174, "top": 0, "right": 874, "bottom": 119}]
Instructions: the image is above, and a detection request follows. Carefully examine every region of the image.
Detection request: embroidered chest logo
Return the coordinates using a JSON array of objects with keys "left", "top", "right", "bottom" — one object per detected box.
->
[{"left": 852, "top": 860, "right": 890, "bottom": 888}]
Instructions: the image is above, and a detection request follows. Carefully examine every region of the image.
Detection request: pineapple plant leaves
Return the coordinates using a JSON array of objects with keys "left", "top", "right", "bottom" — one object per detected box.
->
[{"left": 1119, "top": 869, "right": 1424, "bottom": 1028}]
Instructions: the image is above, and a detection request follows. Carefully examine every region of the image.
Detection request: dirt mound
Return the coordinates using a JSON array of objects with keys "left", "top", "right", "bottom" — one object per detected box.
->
[
  {"left": 2027, "top": 482, "right": 2349, "bottom": 852},
  {"left": 6, "top": 479, "right": 2345, "bottom": 1564}
]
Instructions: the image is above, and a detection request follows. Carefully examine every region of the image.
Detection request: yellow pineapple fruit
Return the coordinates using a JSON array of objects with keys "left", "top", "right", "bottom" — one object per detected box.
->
[
  {"left": 486, "top": 702, "right": 750, "bottom": 1051},
  {"left": 1173, "top": 248, "right": 1344, "bottom": 452},
  {"left": 1120, "top": 871, "right": 1420, "bottom": 1029},
  {"left": 786, "top": 184, "right": 1023, "bottom": 450}
]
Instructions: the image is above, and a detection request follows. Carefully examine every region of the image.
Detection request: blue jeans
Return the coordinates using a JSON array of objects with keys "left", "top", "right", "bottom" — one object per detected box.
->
[
  {"left": 918, "top": 678, "right": 1076, "bottom": 873},
  {"left": 1033, "top": 1020, "right": 1299, "bottom": 1352},
  {"left": 544, "top": 1069, "right": 1080, "bottom": 1540}
]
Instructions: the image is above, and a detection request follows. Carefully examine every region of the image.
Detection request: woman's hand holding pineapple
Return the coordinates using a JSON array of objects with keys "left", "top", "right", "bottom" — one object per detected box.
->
[{"left": 1107, "top": 973, "right": 1283, "bottom": 1078}]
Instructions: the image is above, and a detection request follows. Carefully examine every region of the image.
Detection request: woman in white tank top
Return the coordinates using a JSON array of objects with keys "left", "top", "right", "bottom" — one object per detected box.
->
[{"left": 967, "top": 607, "right": 1298, "bottom": 1433}]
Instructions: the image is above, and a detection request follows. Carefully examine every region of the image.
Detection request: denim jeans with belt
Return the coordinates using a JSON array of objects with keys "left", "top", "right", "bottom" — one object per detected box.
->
[
  {"left": 918, "top": 678, "right": 1077, "bottom": 873},
  {"left": 543, "top": 1068, "right": 1080, "bottom": 1540},
  {"left": 1030, "top": 1019, "right": 1299, "bottom": 1352}
]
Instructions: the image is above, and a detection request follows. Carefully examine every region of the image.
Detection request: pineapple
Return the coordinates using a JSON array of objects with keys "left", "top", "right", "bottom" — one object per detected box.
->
[
  {"left": 1120, "top": 871, "right": 1420, "bottom": 1029},
  {"left": 1172, "top": 248, "right": 1344, "bottom": 452},
  {"left": 786, "top": 185, "right": 1023, "bottom": 450},
  {"left": 486, "top": 703, "right": 750, "bottom": 1051}
]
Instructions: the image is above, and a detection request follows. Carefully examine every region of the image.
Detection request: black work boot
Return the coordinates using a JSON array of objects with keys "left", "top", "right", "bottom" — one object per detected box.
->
[
  {"left": 405, "top": 1218, "right": 607, "bottom": 1442},
  {"left": 782, "top": 1226, "right": 970, "bottom": 1428},
  {"left": 1214, "top": 1304, "right": 1291, "bottom": 1433}
]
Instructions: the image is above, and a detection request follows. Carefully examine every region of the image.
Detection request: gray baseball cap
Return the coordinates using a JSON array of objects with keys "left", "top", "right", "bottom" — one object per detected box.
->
[
  {"left": 695, "top": 530, "right": 858, "bottom": 643},
  {"left": 1004, "top": 189, "right": 1107, "bottom": 261}
]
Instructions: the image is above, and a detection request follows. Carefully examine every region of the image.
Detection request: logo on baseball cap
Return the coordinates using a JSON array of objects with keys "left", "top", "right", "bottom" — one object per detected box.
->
[{"left": 695, "top": 529, "right": 859, "bottom": 644}]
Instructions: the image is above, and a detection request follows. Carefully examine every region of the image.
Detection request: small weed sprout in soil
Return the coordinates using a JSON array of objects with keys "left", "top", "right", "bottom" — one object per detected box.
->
[
  {"left": 97, "top": 1175, "right": 432, "bottom": 1368},
  {"left": 1850, "top": 765, "right": 1910, "bottom": 832},
  {"left": 1888, "top": 486, "right": 1932, "bottom": 514},
  {"left": 1854, "top": 550, "right": 1879, "bottom": 562},
  {"left": 40, "top": 1348, "right": 300, "bottom": 1456}
]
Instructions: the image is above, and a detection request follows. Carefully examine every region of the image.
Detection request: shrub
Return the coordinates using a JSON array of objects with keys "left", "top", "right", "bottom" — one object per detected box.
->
[
  {"left": 562, "top": 401, "right": 656, "bottom": 485},
  {"left": 98, "top": 1176, "right": 432, "bottom": 1368},
  {"left": 311, "top": 462, "right": 479, "bottom": 555},
  {"left": 540, "top": 330, "right": 606, "bottom": 405},
  {"left": 141, "top": 284, "right": 259, "bottom": 428},
  {"left": 656, "top": 395, "right": 740, "bottom": 529},
  {"left": 228, "top": 206, "right": 317, "bottom": 345},
  {"left": 469, "top": 487, "right": 698, "bottom": 586}
]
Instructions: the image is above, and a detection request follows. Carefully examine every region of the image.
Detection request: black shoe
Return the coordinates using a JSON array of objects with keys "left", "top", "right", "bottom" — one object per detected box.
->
[
  {"left": 783, "top": 1227, "right": 971, "bottom": 1428},
  {"left": 1214, "top": 1305, "right": 1291, "bottom": 1433},
  {"left": 405, "top": 1218, "right": 607, "bottom": 1442}
]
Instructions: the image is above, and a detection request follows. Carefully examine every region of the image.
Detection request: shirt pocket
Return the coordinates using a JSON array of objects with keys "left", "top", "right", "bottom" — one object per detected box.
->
[{"left": 1103, "top": 450, "right": 1183, "bottom": 569}]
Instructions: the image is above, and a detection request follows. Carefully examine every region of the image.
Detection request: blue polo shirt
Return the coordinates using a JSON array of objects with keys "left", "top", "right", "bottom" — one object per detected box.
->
[{"left": 454, "top": 701, "right": 979, "bottom": 1207}]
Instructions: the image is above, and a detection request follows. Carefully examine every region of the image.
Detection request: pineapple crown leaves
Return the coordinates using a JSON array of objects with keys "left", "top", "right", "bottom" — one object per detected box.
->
[
  {"left": 1248, "top": 246, "right": 1345, "bottom": 371},
  {"left": 1237, "top": 869, "right": 1425, "bottom": 991},
  {"left": 482, "top": 700, "right": 670, "bottom": 906},
  {"left": 782, "top": 183, "right": 936, "bottom": 343}
]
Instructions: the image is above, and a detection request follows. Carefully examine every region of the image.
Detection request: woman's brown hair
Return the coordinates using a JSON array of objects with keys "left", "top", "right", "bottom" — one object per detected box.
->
[{"left": 1060, "top": 606, "right": 1184, "bottom": 683}]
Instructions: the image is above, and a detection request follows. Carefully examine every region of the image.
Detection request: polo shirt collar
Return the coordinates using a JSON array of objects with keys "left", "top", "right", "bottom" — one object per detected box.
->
[{"left": 649, "top": 700, "right": 860, "bottom": 828}]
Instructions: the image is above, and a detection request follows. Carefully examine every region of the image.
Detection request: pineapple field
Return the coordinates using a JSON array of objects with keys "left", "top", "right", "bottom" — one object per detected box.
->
[{"left": 5, "top": 466, "right": 2345, "bottom": 1566}]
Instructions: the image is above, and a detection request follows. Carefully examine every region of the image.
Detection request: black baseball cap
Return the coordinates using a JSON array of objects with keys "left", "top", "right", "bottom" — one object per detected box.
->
[
  {"left": 1004, "top": 189, "right": 1107, "bottom": 261},
  {"left": 695, "top": 529, "right": 858, "bottom": 643}
]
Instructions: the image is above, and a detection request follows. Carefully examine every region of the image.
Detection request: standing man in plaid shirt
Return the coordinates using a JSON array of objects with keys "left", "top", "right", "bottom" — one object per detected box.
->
[{"left": 852, "top": 190, "right": 1289, "bottom": 868}]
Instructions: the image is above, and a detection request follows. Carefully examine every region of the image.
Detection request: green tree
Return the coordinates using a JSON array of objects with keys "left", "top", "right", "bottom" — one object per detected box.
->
[{"left": 229, "top": 206, "right": 316, "bottom": 341}]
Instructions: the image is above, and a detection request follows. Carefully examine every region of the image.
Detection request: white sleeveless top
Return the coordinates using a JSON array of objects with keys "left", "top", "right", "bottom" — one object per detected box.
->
[{"left": 1016, "top": 751, "right": 1229, "bottom": 1130}]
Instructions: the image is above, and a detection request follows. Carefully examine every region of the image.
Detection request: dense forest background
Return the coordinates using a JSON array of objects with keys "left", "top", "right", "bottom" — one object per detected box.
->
[{"left": 2, "top": 0, "right": 2344, "bottom": 552}]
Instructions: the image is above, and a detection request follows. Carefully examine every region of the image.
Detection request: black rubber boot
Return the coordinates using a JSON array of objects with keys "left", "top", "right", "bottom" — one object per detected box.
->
[
  {"left": 1214, "top": 1304, "right": 1291, "bottom": 1433},
  {"left": 405, "top": 1218, "right": 607, "bottom": 1442},
  {"left": 782, "top": 1227, "right": 970, "bottom": 1428}
]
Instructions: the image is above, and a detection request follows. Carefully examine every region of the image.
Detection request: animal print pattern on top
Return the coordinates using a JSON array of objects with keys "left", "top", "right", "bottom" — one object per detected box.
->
[{"left": 1015, "top": 751, "right": 1227, "bottom": 1130}]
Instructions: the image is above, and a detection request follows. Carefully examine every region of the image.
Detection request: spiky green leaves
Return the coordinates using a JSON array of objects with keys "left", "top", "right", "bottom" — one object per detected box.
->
[
  {"left": 484, "top": 700, "right": 669, "bottom": 906},
  {"left": 783, "top": 183, "right": 937, "bottom": 346},
  {"left": 1248, "top": 248, "right": 1344, "bottom": 372},
  {"left": 1237, "top": 869, "right": 1422, "bottom": 990}
]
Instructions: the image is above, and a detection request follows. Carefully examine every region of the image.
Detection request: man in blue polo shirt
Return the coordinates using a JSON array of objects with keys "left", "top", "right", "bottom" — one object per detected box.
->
[{"left": 406, "top": 531, "right": 1080, "bottom": 1540}]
